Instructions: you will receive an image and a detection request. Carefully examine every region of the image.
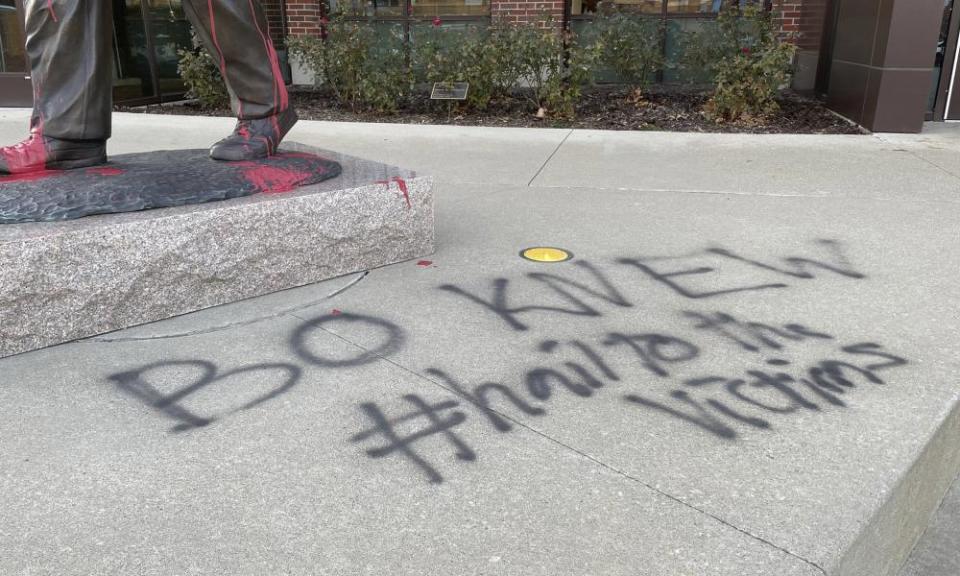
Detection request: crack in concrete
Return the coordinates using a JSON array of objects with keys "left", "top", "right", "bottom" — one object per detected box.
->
[
  {"left": 87, "top": 271, "right": 369, "bottom": 343},
  {"left": 302, "top": 324, "right": 828, "bottom": 576}
]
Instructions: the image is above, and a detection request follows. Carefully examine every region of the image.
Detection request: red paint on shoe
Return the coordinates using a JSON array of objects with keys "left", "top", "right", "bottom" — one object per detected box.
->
[{"left": 0, "top": 131, "right": 48, "bottom": 174}]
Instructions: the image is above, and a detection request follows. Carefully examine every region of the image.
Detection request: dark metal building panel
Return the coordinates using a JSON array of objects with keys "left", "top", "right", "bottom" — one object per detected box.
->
[{"left": 825, "top": 0, "right": 944, "bottom": 132}]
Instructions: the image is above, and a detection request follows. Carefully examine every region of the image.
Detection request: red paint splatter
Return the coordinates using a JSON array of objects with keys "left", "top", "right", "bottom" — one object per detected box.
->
[
  {"left": 244, "top": 0, "right": 290, "bottom": 115},
  {"left": 394, "top": 177, "right": 410, "bottom": 207},
  {"left": 331, "top": 309, "right": 342, "bottom": 316},
  {"left": 238, "top": 162, "right": 319, "bottom": 194},
  {"left": 417, "top": 260, "right": 433, "bottom": 267},
  {"left": 0, "top": 169, "right": 60, "bottom": 184},
  {"left": 268, "top": 117, "right": 280, "bottom": 148},
  {"left": 375, "top": 177, "right": 412, "bottom": 208},
  {"left": 207, "top": 1, "right": 229, "bottom": 81},
  {"left": 86, "top": 166, "right": 123, "bottom": 177}
]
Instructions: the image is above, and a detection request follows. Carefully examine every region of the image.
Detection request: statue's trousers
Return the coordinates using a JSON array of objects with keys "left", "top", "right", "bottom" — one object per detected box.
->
[{"left": 23, "top": 0, "right": 289, "bottom": 141}]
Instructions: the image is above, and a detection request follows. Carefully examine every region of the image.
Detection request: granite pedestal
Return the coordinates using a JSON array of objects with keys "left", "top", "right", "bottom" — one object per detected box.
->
[{"left": 0, "top": 144, "right": 434, "bottom": 358}]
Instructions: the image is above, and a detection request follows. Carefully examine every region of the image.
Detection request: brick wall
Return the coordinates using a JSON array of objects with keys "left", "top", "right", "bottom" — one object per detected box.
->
[
  {"left": 273, "top": 0, "right": 565, "bottom": 30},
  {"left": 281, "top": 0, "right": 322, "bottom": 37},
  {"left": 491, "top": 0, "right": 564, "bottom": 28},
  {"left": 772, "top": 0, "right": 827, "bottom": 51},
  {"left": 262, "top": 0, "right": 285, "bottom": 45},
  {"left": 271, "top": 0, "right": 825, "bottom": 46}
]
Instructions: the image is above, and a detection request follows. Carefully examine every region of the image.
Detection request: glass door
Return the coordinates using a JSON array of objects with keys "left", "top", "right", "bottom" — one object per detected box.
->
[
  {"left": 112, "top": 0, "right": 192, "bottom": 105},
  {"left": 144, "top": 0, "right": 193, "bottom": 101},
  {"left": 113, "top": 0, "right": 158, "bottom": 102},
  {"left": 1, "top": 0, "right": 193, "bottom": 107},
  {"left": 0, "top": 0, "right": 32, "bottom": 106},
  {"left": 933, "top": 0, "right": 960, "bottom": 120}
]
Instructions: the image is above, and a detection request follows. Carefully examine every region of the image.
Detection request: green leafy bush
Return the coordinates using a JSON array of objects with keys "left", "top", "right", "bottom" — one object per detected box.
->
[
  {"left": 410, "top": 16, "right": 599, "bottom": 118},
  {"left": 581, "top": 9, "right": 663, "bottom": 91},
  {"left": 411, "top": 24, "right": 501, "bottom": 110},
  {"left": 490, "top": 19, "right": 600, "bottom": 118},
  {"left": 548, "top": 31, "right": 603, "bottom": 118},
  {"left": 683, "top": 1, "right": 795, "bottom": 121},
  {"left": 177, "top": 43, "right": 229, "bottom": 110},
  {"left": 288, "top": 16, "right": 411, "bottom": 113}
]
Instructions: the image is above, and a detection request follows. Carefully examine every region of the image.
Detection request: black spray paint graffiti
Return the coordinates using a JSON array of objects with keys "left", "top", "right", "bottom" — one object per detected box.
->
[
  {"left": 291, "top": 313, "right": 405, "bottom": 367},
  {"left": 349, "top": 309, "right": 908, "bottom": 482},
  {"left": 351, "top": 396, "right": 476, "bottom": 484},
  {"left": 440, "top": 239, "right": 865, "bottom": 331},
  {"left": 109, "top": 360, "right": 302, "bottom": 433},
  {"left": 439, "top": 260, "right": 633, "bottom": 331},
  {"left": 348, "top": 240, "right": 911, "bottom": 483},
  {"left": 107, "top": 313, "right": 401, "bottom": 433},
  {"left": 106, "top": 240, "right": 905, "bottom": 485}
]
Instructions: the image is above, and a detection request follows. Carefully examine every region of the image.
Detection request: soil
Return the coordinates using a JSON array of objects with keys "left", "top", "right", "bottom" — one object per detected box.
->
[{"left": 119, "top": 86, "right": 865, "bottom": 135}]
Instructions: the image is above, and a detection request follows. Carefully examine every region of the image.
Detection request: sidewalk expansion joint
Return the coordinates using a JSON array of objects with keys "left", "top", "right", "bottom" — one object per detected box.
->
[
  {"left": 304, "top": 326, "right": 828, "bottom": 576},
  {"left": 86, "top": 271, "right": 370, "bottom": 343},
  {"left": 526, "top": 129, "right": 573, "bottom": 187},
  {"left": 873, "top": 134, "right": 960, "bottom": 183}
]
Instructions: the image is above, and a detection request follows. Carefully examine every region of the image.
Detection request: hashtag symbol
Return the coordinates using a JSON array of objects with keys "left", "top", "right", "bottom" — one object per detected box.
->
[{"left": 351, "top": 394, "right": 476, "bottom": 484}]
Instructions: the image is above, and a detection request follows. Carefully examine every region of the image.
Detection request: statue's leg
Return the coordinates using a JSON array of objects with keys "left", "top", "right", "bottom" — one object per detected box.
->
[
  {"left": 0, "top": 0, "right": 111, "bottom": 174},
  {"left": 182, "top": 0, "right": 297, "bottom": 161}
]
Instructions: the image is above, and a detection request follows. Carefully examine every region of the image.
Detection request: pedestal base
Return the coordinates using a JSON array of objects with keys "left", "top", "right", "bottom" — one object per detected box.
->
[{"left": 0, "top": 144, "right": 434, "bottom": 358}]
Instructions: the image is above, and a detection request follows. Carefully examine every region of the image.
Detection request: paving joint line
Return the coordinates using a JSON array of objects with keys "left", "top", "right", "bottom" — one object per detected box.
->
[
  {"left": 311, "top": 326, "right": 827, "bottom": 576},
  {"left": 86, "top": 271, "right": 370, "bottom": 343},
  {"left": 529, "top": 182, "right": 960, "bottom": 205},
  {"left": 526, "top": 129, "right": 573, "bottom": 187},
  {"left": 897, "top": 470, "right": 960, "bottom": 574}
]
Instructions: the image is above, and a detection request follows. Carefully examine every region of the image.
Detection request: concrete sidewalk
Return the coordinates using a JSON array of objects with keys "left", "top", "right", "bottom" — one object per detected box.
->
[{"left": 1, "top": 109, "right": 959, "bottom": 576}]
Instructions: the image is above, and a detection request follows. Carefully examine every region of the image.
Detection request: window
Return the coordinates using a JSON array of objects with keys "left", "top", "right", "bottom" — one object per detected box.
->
[
  {"left": 570, "top": 0, "right": 733, "bottom": 83},
  {"left": 571, "top": 0, "right": 722, "bottom": 16},
  {"left": 0, "top": 0, "right": 26, "bottom": 74},
  {"left": 330, "top": 0, "right": 491, "bottom": 19},
  {"left": 112, "top": 0, "right": 193, "bottom": 103}
]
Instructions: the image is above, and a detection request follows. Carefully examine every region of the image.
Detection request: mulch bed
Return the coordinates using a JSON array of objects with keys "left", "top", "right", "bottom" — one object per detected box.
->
[{"left": 119, "top": 86, "right": 865, "bottom": 135}]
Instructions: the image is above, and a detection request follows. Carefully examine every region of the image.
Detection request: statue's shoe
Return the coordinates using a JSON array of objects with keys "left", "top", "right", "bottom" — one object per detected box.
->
[
  {"left": 0, "top": 132, "right": 107, "bottom": 175},
  {"left": 209, "top": 107, "right": 299, "bottom": 162}
]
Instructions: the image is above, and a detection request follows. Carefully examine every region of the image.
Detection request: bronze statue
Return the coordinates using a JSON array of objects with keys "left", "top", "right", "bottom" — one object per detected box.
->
[{"left": 0, "top": 0, "right": 297, "bottom": 175}]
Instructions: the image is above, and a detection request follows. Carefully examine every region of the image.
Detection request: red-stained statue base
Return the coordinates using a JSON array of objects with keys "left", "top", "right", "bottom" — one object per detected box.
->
[{"left": 0, "top": 147, "right": 341, "bottom": 224}]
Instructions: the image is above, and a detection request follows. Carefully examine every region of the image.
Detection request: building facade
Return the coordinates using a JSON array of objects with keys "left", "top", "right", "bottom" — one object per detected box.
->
[{"left": 0, "top": 0, "right": 954, "bottom": 132}]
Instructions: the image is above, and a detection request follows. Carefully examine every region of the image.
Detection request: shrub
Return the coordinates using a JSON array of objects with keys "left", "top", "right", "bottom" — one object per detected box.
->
[
  {"left": 177, "top": 39, "right": 229, "bottom": 110},
  {"left": 288, "top": 15, "right": 411, "bottom": 113},
  {"left": 548, "top": 31, "right": 603, "bottom": 118},
  {"left": 581, "top": 9, "right": 663, "bottom": 91},
  {"left": 490, "top": 19, "right": 600, "bottom": 118},
  {"left": 683, "top": 1, "right": 795, "bottom": 122}
]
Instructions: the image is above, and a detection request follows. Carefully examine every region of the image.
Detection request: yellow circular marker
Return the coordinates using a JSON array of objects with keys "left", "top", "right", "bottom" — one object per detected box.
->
[{"left": 520, "top": 247, "right": 573, "bottom": 263}]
